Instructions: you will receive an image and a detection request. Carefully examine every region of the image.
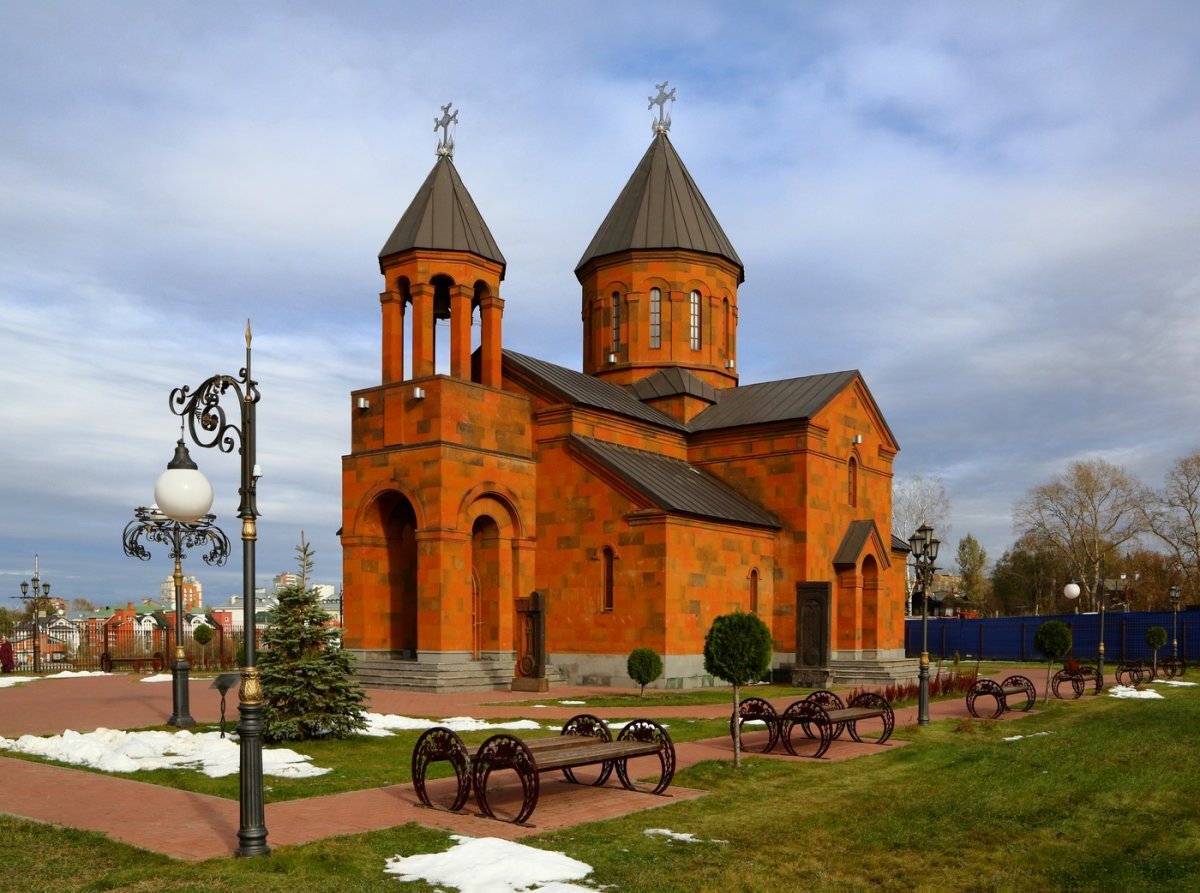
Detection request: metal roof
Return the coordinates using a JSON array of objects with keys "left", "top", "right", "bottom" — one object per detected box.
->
[
  {"left": 569, "top": 435, "right": 780, "bottom": 529},
  {"left": 689, "top": 370, "right": 860, "bottom": 432},
  {"left": 379, "top": 155, "right": 506, "bottom": 272},
  {"left": 628, "top": 367, "right": 719, "bottom": 404},
  {"left": 503, "top": 350, "right": 688, "bottom": 431},
  {"left": 575, "top": 132, "right": 743, "bottom": 281}
]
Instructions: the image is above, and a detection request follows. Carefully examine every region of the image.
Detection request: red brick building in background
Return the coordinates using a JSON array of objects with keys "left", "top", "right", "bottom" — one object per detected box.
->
[{"left": 342, "top": 104, "right": 913, "bottom": 691}]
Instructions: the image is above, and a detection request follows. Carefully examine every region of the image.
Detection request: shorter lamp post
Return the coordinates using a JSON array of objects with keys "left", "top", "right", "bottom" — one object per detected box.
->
[
  {"left": 122, "top": 482, "right": 228, "bottom": 727},
  {"left": 18, "top": 556, "right": 51, "bottom": 673},
  {"left": 909, "top": 524, "right": 940, "bottom": 726},
  {"left": 1170, "top": 585, "right": 1182, "bottom": 659}
]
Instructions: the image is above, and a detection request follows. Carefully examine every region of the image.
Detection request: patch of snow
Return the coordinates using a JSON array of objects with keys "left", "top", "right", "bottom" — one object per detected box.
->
[
  {"left": 558, "top": 700, "right": 586, "bottom": 706},
  {"left": 1152, "top": 680, "right": 1198, "bottom": 687},
  {"left": 642, "top": 828, "right": 727, "bottom": 845},
  {"left": 357, "top": 714, "right": 542, "bottom": 738},
  {"left": 384, "top": 835, "right": 594, "bottom": 892},
  {"left": 0, "top": 728, "right": 329, "bottom": 777},
  {"left": 1108, "top": 685, "right": 1164, "bottom": 699},
  {"left": 1002, "top": 732, "right": 1053, "bottom": 742},
  {"left": 0, "top": 671, "right": 107, "bottom": 688},
  {"left": 140, "top": 674, "right": 174, "bottom": 683}
]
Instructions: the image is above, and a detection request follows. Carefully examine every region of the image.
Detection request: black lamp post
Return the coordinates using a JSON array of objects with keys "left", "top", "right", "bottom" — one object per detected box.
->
[
  {"left": 1170, "top": 585, "right": 1182, "bottom": 659},
  {"left": 909, "top": 524, "right": 939, "bottom": 726},
  {"left": 122, "top": 502, "right": 229, "bottom": 727},
  {"left": 157, "top": 322, "right": 267, "bottom": 857},
  {"left": 18, "top": 555, "right": 51, "bottom": 673}
]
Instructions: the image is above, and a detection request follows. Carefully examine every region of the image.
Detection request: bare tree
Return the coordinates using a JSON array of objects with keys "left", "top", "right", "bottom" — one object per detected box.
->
[
  {"left": 892, "top": 473, "right": 952, "bottom": 614},
  {"left": 1012, "top": 459, "right": 1148, "bottom": 610},
  {"left": 892, "top": 473, "right": 952, "bottom": 543},
  {"left": 1144, "top": 450, "right": 1200, "bottom": 602}
]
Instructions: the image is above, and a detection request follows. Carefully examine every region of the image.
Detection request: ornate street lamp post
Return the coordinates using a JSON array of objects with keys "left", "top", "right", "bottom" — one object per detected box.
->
[
  {"left": 1170, "top": 585, "right": 1182, "bottom": 659},
  {"left": 908, "top": 524, "right": 939, "bottom": 726},
  {"left": 18, "top": 555, "right": 51, "bottom": 673},
  {"left": 156, "top": 322, "right": 267, "bottom": 857},
  {"left": 122, "top": 500, "right": 229, "bottom": 727}
]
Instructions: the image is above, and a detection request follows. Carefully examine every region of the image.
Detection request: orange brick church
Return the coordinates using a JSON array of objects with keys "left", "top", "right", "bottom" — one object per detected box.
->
[{"left": 341, "top": 94, "right": 911, "bottom": 691}]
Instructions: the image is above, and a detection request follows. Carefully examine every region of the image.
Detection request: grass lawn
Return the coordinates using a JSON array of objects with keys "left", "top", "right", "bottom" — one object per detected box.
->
[{"left": 4, "top": 684, "right": 1200, "bottom": 891}]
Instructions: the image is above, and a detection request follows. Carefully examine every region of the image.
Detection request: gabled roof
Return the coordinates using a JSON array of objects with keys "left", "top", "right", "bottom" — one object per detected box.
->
[
  {"left": 569, "top": 435, "right": 780, "bottom": 529},
  {"left": 628, "top": 367, "right": 719, "bottom": 405},
  {"left": 833, "top": 520, "right": 893, "bottom": 570},
  {"left": 575, "top": 132, "right": 743, "bottom": 281},
  {"left": 689, "top": 370, "right": 860, "bottom": 432},
  {"left": 503, "top": 350, "right": 688, "bottom": 432},
  {"left": 379, "top": 155, "right": 506, "bottom": 273}
]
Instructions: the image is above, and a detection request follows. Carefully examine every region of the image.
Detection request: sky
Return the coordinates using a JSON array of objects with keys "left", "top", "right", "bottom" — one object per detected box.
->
[{"left": 2, "top": 1, "right": 1199, "bottom": 608}]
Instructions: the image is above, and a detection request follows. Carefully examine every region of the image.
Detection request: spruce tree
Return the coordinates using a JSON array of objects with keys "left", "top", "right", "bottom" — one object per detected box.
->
[{"left": 259, "top": 533, "right": 366, "bottom": 742}]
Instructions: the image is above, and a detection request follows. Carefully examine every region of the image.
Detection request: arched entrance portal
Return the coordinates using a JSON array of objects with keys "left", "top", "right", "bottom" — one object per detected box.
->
[
  {"left": 379, "top": 491, "right": 418, "bottom": 658},
  {"left": 471, "top": 515, "right": 501, "bottom": 658}
]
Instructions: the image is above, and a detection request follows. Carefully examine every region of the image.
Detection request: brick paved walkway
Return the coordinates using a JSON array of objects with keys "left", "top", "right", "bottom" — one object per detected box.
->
[{"left": 0, "top": 673, "right": 1039, "bottom": 860}]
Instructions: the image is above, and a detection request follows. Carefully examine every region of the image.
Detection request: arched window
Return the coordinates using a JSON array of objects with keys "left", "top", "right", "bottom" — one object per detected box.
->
[
  {"left": 649, "top": 287, "right": 662, "bottom": 349},
  {"left": 602, "top": 547, "right": 615, "bottom": 612},
  {"left": 689, "top": 290, "right": 701, "bottom": 350},
  {"left": 749, "top": 568, "right": 759, "bottom": 614},
  {"left": 723, "top": 298, "right": 732, "bottom": 359},
  {"left": 848, "top": 457, "right": 858, "bottom": 507},
  {"left": 611, "top": 291, "right": 621, "bottom": 353}
]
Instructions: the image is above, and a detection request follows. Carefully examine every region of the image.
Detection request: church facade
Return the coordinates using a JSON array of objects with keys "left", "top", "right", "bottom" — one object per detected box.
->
[{"left": 341, "top": 99, "right": 912, "bottom": 691}]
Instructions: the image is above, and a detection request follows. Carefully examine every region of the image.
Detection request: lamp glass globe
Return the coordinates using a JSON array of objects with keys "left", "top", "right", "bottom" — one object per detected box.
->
[
  {"left": 155, "top": 466, "right": 214, "bottom": 522},
  {"left": 1063, "top": 582, "right": 1081, "bottom": 600}
]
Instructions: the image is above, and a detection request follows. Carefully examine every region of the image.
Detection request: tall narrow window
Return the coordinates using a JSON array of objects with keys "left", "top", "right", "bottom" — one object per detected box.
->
[
  {"left": 602, "top": 547, "right": 615, "bottom": 612},
  {"left": 610, "top": 291, "right": 621, "bottom": 353},
  {"left": 649, "top": 287, "right": 662, "bottom": 349},
  {"left": 848, "top": 457, "right": 858, "bottom": 507},
  {"left": 723, "top": 298, "right": 732, "bottom": 358},
  {"left": 750, "top": 568, "right": 760, "bottom": 614},
  {"left": 689, "top": 290, "right": 701, "bottom": 350}
]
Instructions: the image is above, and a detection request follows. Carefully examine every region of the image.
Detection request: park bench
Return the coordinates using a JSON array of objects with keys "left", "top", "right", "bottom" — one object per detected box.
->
[
  {"left": 1159, "top": 657, "right": 1188, "bottom": 679},
  {"left": 99, "top": 651, "right": 165, "bottom": 673},
  {"left": 732, "top": 690, "right": 895, "bottom": 760},
  {"left": 411, "top": 713, "right": 675, "bottom": 825},
  {"left": 1051, "top": 663, "right": 1103, "bottom": 699},
  {"left": 965, "top": 675, "right": 1035, "bottom": 719}
]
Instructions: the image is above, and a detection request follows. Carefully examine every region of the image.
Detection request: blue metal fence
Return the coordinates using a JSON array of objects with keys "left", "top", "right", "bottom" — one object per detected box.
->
[{"left": 905, "top": 609, "right": 1195, "bottom": 663}]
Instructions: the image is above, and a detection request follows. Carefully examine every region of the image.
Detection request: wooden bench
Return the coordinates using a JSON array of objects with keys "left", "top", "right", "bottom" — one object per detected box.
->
[
  {"left": 966, "top": 675, "right": 1036, "bottom": 719},
  {"left": 1052, "top": 664, "right": 1104, "bottom": 699},
  {"left": 733, "top": 690, "right": 895, "bottom": 760},
  {"left": 99, "top": 652, "right": 165, "bottom": 673},
  {"left": 411, "top": 713, "right": 675, "bottom": 825}
]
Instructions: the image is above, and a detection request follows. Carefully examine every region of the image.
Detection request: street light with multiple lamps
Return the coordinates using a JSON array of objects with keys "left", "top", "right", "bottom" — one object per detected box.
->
[
  {"left": 17, "top": 555, "right": 51, "bottom": 673},
  {"left": 1170, "top": 584, "right": 1182, "bottom": 658},
  {"left": 155, "top": 322, "right": 267, "bottom": 857},
  {"left": 908, "top": 523, "right": 940, "bottom": 726},
  {"left": 122, "top": 500, "right": 229, "bottom": 728}
]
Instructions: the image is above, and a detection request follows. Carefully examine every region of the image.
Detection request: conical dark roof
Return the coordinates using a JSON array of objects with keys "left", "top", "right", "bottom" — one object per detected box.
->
[
  {"left": 575, "top": 132, "right": 742, "bottom": 282},
  {"left": 379, "top": 155, "right": 506, "bottom": 273}
]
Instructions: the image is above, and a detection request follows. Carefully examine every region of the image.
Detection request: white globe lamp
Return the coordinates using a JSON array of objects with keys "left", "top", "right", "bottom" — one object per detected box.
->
[
  {"left": 1063, "top": 582, "right": 1081, "bottom": 600},
  {"left": 154, "top": 439, "right": 213, "bottom": 522}
]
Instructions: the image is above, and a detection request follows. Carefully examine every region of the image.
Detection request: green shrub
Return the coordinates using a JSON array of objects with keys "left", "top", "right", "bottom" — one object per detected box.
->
[
  {"left": 626, "top": 647, "right": 664, "bottom": 696},
  {"left": 1146, "top": 626, "right": 1168, "bottom": 673},
  {"left": 1034, "top": 620, "right": 1072, "bottom": 702},
  {"left": 704, "top": 611, "right": 773, "bottom": 768}
]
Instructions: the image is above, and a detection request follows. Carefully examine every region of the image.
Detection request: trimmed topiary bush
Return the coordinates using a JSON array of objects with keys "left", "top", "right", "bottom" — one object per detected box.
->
[
  {"left": 1146, "top": 626, "right": 1168, "bottom": 675},
  {"left": 704, "top": 611, "right": 773, "bottom": 768},
  {"left": 627, "top": 647, "right": 664, "bottom": 697},
  {"left": 1034, "top": 620, "right": 1073, "bottom": 702}
]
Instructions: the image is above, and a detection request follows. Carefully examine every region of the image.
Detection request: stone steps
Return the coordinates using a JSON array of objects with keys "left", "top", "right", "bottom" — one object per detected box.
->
[{"left": 352, "top": 658, "right": 566, "bottom": 693}]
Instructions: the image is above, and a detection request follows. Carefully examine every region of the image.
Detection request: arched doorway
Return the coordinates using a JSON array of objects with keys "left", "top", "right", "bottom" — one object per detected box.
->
[
  {"left": 471, "top": 515, "right": 501, "bottom": 658},
  {"left": 379, "top": 491, "right": 418, "bottom": 658}
]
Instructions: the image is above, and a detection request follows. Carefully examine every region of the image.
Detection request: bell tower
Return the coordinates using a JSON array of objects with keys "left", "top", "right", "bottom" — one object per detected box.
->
[
  {"left": 575, "top": 83, "right": 743, "bottom": 408},
  {"left": 377, "top": 103, "right": 506, "bottom": 388}
]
